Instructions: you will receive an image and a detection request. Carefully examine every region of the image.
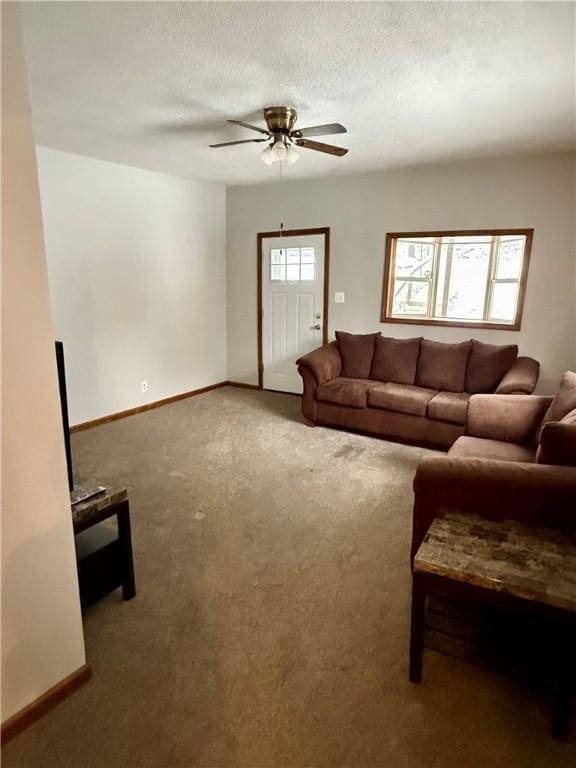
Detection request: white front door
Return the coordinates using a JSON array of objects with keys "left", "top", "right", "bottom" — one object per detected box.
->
[{"left": 262, "top": 234, "right": 325, "bottom": 394}]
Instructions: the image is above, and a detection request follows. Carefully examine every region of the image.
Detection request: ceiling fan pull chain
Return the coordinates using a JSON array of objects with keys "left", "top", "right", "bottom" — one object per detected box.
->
[{"left": 278, "top": 162, "right": 285, "bottom": 235}]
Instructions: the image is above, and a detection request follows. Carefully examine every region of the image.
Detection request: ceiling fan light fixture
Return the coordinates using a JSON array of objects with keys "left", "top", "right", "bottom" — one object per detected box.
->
[
  {"left": 271, "top": 140, "right": 287, "bottom": 161},
  {"left": 285, "top": 144, "right": 300, "bottom": 165},
  {"left": 260, "top": 145, "right": 275, "bottom": 166}
]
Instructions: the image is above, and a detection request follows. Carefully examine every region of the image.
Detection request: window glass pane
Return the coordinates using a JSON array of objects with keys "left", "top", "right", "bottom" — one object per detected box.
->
[
  {"left": 300, "top": 264, "right": 315, "bottom": 280},
  {"left": 442, "top": 241, "right": 490, "bottom": 320},
  {"left": 271, "top": 264, "right": 285, "bottom": 281},
  {"left": 286, "top": 264, "right": 300, "bottom": 281},
  {"left": 270, "top": 249, "right": 284, "bottom": 265},
  {"left": 301, "top": 248, "right": 315, "bottom": 264},
  {"left": 392, "top": 280, "right": 430, "bottom": 315},
  {"left": 489, "top": 282, "right": 518, "bottom": 322},
  {"left": 495, "top": 237, "right": 524, "bottom": 279},
  {"left": 443, "top": 235, "right": 492, "bottom": 244},
  {"left": 286, "top": 248, "right": 300, "bottom": 264},
  {"left": 433, "top": 245, "right": 448, "bottom": 317},
  {"left": 395, "top": 240, "right": 435, "bottom": 279}
]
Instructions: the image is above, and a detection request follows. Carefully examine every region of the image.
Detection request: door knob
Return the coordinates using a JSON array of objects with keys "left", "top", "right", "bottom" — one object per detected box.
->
[{"left": 313, "top": 324, "right": 321, "bottom": 330}]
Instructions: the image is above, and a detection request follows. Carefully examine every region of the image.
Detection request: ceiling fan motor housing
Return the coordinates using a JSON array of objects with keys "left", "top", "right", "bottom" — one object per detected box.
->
[{"left": 264, "top": 106, "right": 297, "bottom": 137}]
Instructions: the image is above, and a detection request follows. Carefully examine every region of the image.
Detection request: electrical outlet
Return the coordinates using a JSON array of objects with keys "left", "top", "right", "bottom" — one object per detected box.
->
[
  {"left": 141, "top": 381, "right": 148, "bottom": 393},
  {"left": 334, "top": 292, "right": 345, "bottom": 304}
]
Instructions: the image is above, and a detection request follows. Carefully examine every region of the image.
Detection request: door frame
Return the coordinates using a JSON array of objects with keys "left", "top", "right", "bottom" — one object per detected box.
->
[{"left": 257, "top": 227, "right": 330, "bottom": 390}]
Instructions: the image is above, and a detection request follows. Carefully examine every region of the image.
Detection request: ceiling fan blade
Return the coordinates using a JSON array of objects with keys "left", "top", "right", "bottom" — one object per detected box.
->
[
  {"left": 227, "top": 119, "right": 270, "bottom": 136},
  {"left": 295, "top": 139, "right": 348, "bottom": 156},
  {"left": 209, "top": 138, "right": 268, "bottom": 148},
  {"left": 292, "top": 123, "right": 347, "bottom": 138}
]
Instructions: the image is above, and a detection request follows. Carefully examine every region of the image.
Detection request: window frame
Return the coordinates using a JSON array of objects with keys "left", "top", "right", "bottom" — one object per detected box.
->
[{"left": 380, "top": 229, "right": 533, "bottom": 330}]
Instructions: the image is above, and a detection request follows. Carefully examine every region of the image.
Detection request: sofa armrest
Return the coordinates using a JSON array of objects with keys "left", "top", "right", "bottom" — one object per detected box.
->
[
  {"left": 411, "top": 456, "right": 576, "bottom": 560},
  {"left": 296, "top": 341, "right": 342, "bottom": 385},
  {"left": 298, "top": 366, "right": 319, "bottom": 423},
  {"left": 467, "top": 394, "right": 552, "bottom": 445},
  {"left": 537, "top": 421, "right": 576, "bottom": 467},
  {"left": 496, "top": 356, "right": 540, "bottom": 394}
]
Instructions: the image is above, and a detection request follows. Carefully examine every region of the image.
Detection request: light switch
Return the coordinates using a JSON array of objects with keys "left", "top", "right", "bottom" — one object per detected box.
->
[{"left": 334, "top": 292, "right": 345, "bottom": 304}]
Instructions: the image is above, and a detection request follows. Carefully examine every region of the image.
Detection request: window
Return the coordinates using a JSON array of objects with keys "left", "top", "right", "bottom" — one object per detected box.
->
[
  {"left": 270, "top": 247, "right": 315, "bottom": 281},
  {"left": 381, "top": 230, "right": 532, "bottom": 329}
]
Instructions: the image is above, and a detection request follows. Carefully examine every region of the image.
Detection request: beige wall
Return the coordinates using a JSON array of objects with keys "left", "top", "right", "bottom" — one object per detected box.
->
[
  {"left": 227, "top": 152, "right": 576, "bottom": 393},
  {"left": 1, "top": 3, "right": 86, "bottom": 722},
  {"left": 36, "top": 148, "right": 227, "bottom": 426}
]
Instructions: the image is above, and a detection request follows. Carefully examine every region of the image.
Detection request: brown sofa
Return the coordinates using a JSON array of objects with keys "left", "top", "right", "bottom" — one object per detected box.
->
[
  {"left": 297, "top": 333, "right": 540, "bottom": 450},
  {"left": 411, "top": 371, "right": 576, "bottom": 560}
]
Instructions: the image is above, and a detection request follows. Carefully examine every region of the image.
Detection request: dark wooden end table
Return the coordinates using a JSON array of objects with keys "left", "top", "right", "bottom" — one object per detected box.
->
[
  {"left": 72, "top": 483, "right": 136, "bottom": 609},
  {"left": 410, "top": 513, "right": 576, "bottom": 740}
]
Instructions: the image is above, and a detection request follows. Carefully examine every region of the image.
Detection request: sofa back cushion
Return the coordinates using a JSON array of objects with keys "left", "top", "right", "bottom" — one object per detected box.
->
[
  {"left": 335, "top": 331, "right": 380, "bottom": 379},
  {"left": 465, "top": 340, "right": 518, "bottom": 394},
  {"left": 416, "top": 340, "right": 472, "bottom": 393},
  {"left": 540, "top": 371, "right": 576, "bottom": 428},
  {"left": 370, "top": 336, "right": 422, "bottom": 384}
]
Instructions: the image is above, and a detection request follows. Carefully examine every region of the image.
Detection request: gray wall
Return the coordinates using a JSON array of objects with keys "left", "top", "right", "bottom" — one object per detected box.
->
[
  {"left": 37, "top": 147, "right": 227, "bottom": 425},
  {"left": 227, "top": 152, "right": 575, "bottom": 393}
]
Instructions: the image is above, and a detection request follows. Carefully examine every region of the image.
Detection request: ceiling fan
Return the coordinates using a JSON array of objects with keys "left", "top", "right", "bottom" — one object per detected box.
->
[{"left": 209, "top": 106, "right": 348, "bottom": 165}]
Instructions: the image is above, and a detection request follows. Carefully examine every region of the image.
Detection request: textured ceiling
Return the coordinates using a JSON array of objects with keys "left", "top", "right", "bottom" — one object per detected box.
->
[{"left": 22, "top": 1, "right": 575, "bottom": 186}]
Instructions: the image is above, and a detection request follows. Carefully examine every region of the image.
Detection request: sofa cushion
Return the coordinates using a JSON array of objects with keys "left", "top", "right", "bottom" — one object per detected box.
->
[
  {"left": 335, "top": 331, "right": 380, "bottom": 379},
  {"left": 416, "top": 340, "right": 472, "bottom": 393},
  {"left": 448, "top": 436, "right": 536, "bottom": 463},
  {"left": 465, "top": 340, "right": 518, "bottom": 394},
  {"left": 316, "top": 377, "right": 378, "bottom": 409},
  {"left": 427, "top": 392, "right": 471, "bottom": 425},
  {"left": 370, "top": 336, "right": 422, "bottom": 385},
  {"left": 368, "top": 383, "right": 437, "bottom": 416},
  {"left": 539, "top": 371, "right": 576, "bottom": 431}
]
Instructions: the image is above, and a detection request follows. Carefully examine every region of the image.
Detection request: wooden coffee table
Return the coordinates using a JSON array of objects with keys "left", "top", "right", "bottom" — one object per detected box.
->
[{"left": 410, "top": 513, "right": 576, "bottom": 740}]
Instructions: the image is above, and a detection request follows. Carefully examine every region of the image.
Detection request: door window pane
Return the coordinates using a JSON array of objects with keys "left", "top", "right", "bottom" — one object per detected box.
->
[
  {"left": 286, "top": 249, "right": 300, "bottom": 264},
  {"left": 300, "top": 264, "right": 315, "bottom": 280},
  {"left": 271, "top": 249, "right": 284, "bottom": 265},
  {"left": 301, "top": 248, "right": 315, "bottom": 263},
  {"left": 271, "top": 264, "right": 285, "bottom": 281},
  {"left": 270, "top": 246, "right": 316, "bottom": 281}
]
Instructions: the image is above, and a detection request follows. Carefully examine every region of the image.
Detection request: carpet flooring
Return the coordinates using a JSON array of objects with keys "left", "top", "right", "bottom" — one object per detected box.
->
[{"left": 3, "top": 387, "right": 574, "bottom": 767}]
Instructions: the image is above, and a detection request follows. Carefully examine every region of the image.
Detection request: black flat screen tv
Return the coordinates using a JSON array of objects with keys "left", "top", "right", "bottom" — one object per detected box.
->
[{"left": 55, "top": 341, "right": 74, "bottom": 491}]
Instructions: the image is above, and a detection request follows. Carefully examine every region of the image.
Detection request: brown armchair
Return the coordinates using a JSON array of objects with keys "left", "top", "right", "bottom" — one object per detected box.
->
[{"left": 411, "top": 390, "right": 576, "bottom": 561}]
